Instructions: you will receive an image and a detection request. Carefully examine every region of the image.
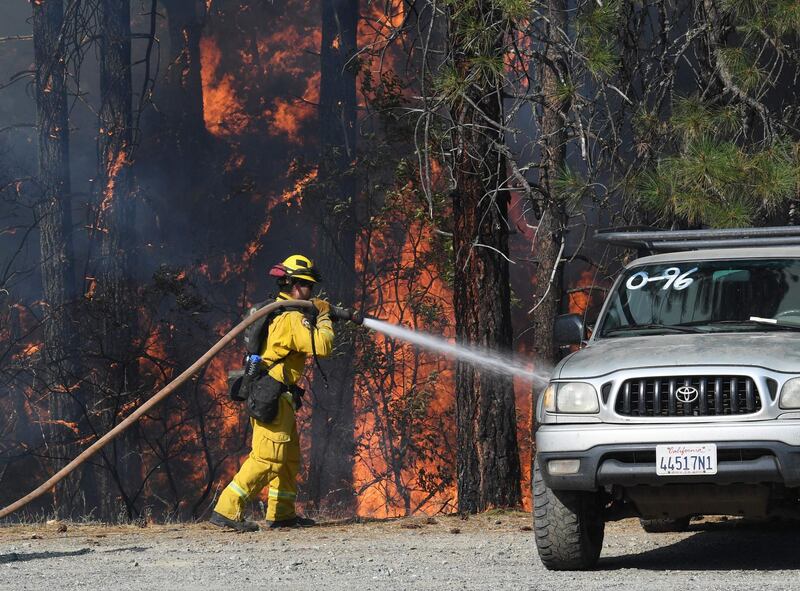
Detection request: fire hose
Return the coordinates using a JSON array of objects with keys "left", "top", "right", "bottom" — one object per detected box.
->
[{"left": 0, "top": 299, "right": 362, "bottom": 520}]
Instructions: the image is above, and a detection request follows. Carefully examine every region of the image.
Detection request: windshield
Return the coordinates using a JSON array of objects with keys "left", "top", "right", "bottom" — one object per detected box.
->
[{"left": 597, "top": 258, "right": 800, "bottom": 337}]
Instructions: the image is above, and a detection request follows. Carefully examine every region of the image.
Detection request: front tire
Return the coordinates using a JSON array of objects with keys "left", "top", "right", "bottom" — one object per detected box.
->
[{"left": 533, "top": 458, "right": 605, "bottom": 570}]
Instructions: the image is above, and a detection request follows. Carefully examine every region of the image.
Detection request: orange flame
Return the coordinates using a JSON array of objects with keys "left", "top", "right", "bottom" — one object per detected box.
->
[
  {"left": 568, "top": 269, "right": 596, "bottom": 316},
  {"left": 353, "top": 188, "right": 456, "bottom": 517},
  {"left": 12, "top": 342, "right": 42, "bottom": 363},
  {"left": 85, "top": 276, "right": 97, "bottom": 300},
  {"left": 242, "top": 168, "right": 315, "bottom": 266},
  {"left": 504, "top": 27, "right": 532, "bottom": 90},
  {"left": 258, "top": 27, "right": 322, "bottom": 78},
  {"left": 264, "top": 71, "right": 319, "bottom": 144},
  {"left": 357, "top": 0, "right": 405, "bottom": 100},
  {"left": 44, "top": 419, "right": 80, "bottom": 437},
  {"left": 199, "top": 36, "right": 249, "bottom": 137},
  {"left": 198, "top": 166, "right": 315, "bottom": 284},
  {"left": 100, "top": 148, "right": 128, "bottom": 216},
  {"left": 200, "top": 5, "right": 321, "bottom": 140},
  {"left": 21, "top": 343, "right": 41, "bottom": 357}
]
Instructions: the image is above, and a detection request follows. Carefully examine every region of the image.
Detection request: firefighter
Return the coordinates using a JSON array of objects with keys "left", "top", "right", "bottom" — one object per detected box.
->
[{"left": 210, "top": 254, "right": 334, "bottom": 532}]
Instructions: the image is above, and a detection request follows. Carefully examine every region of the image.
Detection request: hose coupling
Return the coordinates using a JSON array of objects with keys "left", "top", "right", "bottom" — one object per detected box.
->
[{"left": 329, "top": 305, "right": 364, "bottom": 325}]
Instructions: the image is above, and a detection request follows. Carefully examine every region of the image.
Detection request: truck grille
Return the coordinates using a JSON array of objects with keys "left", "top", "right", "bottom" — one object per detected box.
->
[{"left": 614, "top": 376, "right": 761, "bottom": 417}]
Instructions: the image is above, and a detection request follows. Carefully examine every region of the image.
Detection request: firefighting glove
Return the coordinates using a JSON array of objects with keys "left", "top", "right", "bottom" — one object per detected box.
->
[{"left": 311, "top": 298, "right": 330, "bottom": 317}]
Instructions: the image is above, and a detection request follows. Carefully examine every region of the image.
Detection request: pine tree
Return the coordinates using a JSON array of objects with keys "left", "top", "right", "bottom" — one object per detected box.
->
[
  {"left": 634, "top": 1, "right": 800, "bottom": 228},
  {"left": 445, "top": 0, "right": 522, "bottom": 512},
  {"left": 32, "top": 0, "right": 83, "bottom": 518}
]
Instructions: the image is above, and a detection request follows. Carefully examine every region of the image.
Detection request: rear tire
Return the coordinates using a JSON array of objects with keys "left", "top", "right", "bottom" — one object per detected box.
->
[
  {"left": 639, "top": 516, "right": 691, "bottom": 533},
  {"left": 533, "top": 458, "right": 604, "bottom": 570}
]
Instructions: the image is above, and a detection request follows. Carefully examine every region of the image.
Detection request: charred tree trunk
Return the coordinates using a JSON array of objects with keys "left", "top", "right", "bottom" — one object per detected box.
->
[
  {"left": 155, "top": 0, "right": 208, "bottom": 250},
  {"left": 450, "top": 1, "right": 522, "bottom": 513},
  {"left": 531, "top": 0, "right": 568, "bottom": 368},
  {"left": 32, "top": 0, "right": 84, "bottom": 518},
  {"left": 161, "top": 0, "right": 207, "bottom": 148},
  {"left": 307, "top": 0, "right": 358, "bottom": 516},
  {"left": 96, "top": 0, "right": 141, "bottom": 520}
]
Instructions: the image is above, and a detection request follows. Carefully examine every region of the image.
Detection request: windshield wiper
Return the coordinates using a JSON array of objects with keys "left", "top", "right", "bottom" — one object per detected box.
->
[
  {"left": 748, "top": 316, "right": 800, "bottom": 331},
  {"left": 679, "top": 318, "right": 800, "bottom": 331},
  {"left": 603, "top": 323, "right": 703, "bottom": 335},
  {"left": 676, "top": 319, "right": 800, "bottom": 332}
]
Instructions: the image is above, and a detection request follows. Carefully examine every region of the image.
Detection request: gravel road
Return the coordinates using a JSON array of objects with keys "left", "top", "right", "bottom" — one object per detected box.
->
[{"left": 2, "top": 512, "right": 799, "bottom": 590}]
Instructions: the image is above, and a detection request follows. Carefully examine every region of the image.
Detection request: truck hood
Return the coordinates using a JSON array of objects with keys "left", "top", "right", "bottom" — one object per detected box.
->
[{"left": 557, "top": 332, "right": 800, "bottom": 379}]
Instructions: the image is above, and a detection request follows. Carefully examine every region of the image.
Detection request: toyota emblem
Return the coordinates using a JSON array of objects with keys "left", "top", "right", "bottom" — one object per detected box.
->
[{"left": 675, "top": 386, "right": 699, "bottom": 403}]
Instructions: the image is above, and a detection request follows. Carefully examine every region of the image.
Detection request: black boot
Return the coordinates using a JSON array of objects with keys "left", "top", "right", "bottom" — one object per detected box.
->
[
  {"left": 209, "top": 511, "right": 260, "bottom": 532},
  {"left": 266, "top": 515, "right": 316, "bottom": 529}
]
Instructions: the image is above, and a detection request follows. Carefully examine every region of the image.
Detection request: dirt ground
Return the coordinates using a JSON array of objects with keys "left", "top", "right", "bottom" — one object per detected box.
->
[{"left": 2, "top": 511, "right": 800, "bottom": 590}]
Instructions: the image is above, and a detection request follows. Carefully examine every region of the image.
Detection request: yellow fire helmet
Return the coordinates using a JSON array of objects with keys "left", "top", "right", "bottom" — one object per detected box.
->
[{"left": 269, "top": 254, "right": 322, "bottom": 283}]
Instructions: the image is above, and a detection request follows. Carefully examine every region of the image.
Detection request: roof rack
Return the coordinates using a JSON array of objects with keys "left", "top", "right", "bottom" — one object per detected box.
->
[{"left": 595, "top": 226, "right": 800, "bottom": 252}]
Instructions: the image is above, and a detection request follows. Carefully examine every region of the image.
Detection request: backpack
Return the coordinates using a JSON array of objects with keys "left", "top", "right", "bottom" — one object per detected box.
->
[{"left": 227, "top": 300, "right": 307, "bottom": 423}]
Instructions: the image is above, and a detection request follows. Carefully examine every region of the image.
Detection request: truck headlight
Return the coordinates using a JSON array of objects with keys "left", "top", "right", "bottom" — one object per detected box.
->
[
  {"left": 780, "top": 378, "right": 800, "bottom": 409},
  {"left": 544, "top": 382, "right": 599, "bottom": 413}
]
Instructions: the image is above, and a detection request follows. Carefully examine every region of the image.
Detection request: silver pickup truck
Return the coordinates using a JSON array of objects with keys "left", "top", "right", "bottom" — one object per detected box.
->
[{"left": 534, "top": 228, "right": 800, "bottom": 570}]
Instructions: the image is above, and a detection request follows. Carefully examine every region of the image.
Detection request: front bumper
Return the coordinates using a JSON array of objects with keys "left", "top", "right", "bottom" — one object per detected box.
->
[{"left": 536, "top": 421, "right": 800, "bottom": 491}]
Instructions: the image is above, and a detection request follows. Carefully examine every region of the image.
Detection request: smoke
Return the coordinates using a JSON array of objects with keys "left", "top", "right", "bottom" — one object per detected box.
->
[{"left": 0, "top": 0, "right": 597, "bottom": 520}]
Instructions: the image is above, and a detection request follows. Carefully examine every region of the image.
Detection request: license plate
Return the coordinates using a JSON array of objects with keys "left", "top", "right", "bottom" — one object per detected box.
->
[{"left": 656, "top": 443, "right": 717, "bottom": 476}]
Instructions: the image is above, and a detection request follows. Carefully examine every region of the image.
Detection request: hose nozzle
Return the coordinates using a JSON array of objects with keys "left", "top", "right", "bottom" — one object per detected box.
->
[{"left": 329, "top": 305, "right": 364, "bottom": 325}]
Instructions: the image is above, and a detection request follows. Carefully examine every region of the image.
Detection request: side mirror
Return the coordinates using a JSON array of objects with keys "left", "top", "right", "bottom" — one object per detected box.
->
[{"left": 554, "top": 313, "right": 585, "bottom": 346}]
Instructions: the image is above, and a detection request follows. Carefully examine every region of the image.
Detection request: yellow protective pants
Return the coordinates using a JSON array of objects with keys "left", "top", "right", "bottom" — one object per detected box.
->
[{"left": 214, "top": 394, "right": 300, "bottom": 522}]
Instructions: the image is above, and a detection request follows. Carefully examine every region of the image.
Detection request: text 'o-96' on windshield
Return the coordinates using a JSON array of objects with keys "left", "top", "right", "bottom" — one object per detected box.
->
[{"left": 625, "top": 267, "right": 698, "bottom": 291}]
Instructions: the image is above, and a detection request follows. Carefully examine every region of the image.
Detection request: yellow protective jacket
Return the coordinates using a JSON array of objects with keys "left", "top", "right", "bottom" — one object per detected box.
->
[{"left": 259, "top": 293, "right": 334, "bottom": 385}]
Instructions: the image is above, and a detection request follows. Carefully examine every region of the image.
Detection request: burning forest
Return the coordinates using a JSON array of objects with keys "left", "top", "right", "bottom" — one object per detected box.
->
[{"left": 2, "top": 0, "right": 799, "bottom": 529}]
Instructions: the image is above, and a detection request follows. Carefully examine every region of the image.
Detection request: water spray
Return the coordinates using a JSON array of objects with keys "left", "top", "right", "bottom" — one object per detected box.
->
[
  {"left": 330, "top": 307, "right": 548, "bottom": 384},
  {"left": 361, "top": 318, "right": 551, "bottom": 386}
]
